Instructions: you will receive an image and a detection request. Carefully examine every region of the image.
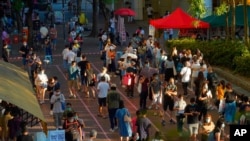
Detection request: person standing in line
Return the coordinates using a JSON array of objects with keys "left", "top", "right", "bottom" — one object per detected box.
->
[
  {"left": 65, "top": 46, "right": 76, "bottom": 69},
  {"left": 115, "top": 100, "right": 132, "bottom": 141},
  {"left": 149, "top": 73, "right": 162, "bottom": 116},
  {"left": 136, "top": 109, "right": 151, "bottom": 141},
  {"left": 146, "top": 4, "right": 154, "bottom": 19},
  {"left": 50, "top": 87, "right": 65, "bottom": 130},
  {"left": 173, "top": 94, "right": 187, "bottom": 137},
  {"left": 138, "top": 75, "right": 149, "bottom": 110},
  {"left": 85, "top": 61, "right": 96, "bottom": 98},
  {"left": 97, "top": 76, "right": 110, "bottom": 118},
  {"left": 19, "top": 41, "right": 29, "bottom": 69},
  {"left": 184, "top": 97, "right": 200, "bottom": 141},
  {"left": 78, "top": 55, "right": 88, "bottom": 95},
  {"left": 49, "top": 24, "right": 57, "bottom": 50},
  {"left": 35, "top": 68, "right": 48, "bottom": 104},
  {"left": 161, "top": 77, "right": 177, "bottom": 125},
  {"left": 16, "top": 122, "right": 33, "bottom": 141},
  {"left": 67, "top": 61, "right": 79, "bottom": 98},
  {"left": 107, "top": 84, "right": 120, "bottom": 132},
  {"left": 180, "top": 61, "right": 192, "bottom": 96},
  {"left": 2, "top": 43, "right": 9, "bottom": 62},
  {"left": 190, "top": 55, "right": 201, "bottom": 91},
  {"left": 62, "top": 45, "right": 70, "bottom": 70},
  {"left": 97, "top": 67, "right": 111, "bottom": 83}
]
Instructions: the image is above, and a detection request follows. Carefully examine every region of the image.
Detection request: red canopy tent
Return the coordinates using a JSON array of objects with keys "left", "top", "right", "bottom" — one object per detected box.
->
[{"left": 150, "top": 8, "right": 210, "bottom": 29}]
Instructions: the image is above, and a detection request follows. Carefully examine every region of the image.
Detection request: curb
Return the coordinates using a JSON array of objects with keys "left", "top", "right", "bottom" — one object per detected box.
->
[{"left": 213, "top": 67, "right": 250, "bottom": 97}]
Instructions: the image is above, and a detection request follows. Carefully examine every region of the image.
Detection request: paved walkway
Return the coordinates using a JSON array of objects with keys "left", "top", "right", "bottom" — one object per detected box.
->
[{"left": 3, "top": 16, "right": 248, "bottom": 141}]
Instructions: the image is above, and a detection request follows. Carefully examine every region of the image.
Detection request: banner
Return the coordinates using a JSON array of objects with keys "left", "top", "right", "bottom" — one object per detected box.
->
[
  {"left": 34, "top": 132, "right": 47, "bottom": 141},
  {"left": 48, "top": 130, "right": 65, "bottom": 141}
]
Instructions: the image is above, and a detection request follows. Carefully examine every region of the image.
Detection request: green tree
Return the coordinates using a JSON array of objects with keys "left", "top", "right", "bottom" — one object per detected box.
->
[
  {"left": 88, "top": 0, "right": 98, "bottom": 37},
  {"left": 188, "top": 0, "right": 207, "bottom": 19},
  {"left": 243, "top": 0, "right": 249, "bottom": 48}
]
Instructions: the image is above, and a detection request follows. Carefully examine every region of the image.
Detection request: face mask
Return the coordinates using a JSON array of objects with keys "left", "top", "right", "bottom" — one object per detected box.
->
[
  {"left": 145, "top": 64, "right": 149, "bottom": 67},
  {"left": 155, "top": 76, "right": 159, "bottom": 80},
  {"left": 221, "top": 123, "right": 225, "bottom": 128},
  {"left": 206, "top": 118, "right": 211, "bottom": 123}
]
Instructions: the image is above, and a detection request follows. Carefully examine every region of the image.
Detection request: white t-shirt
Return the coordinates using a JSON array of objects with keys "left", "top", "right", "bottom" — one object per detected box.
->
[
  {"left": 146, "top": 7, "right": 153, "bottom": 15},
  {"left": 174, "top": 100, "right": 187, "bottom": 115},
  {"left": 191, "top": 62, "right": 201, "bottom": 77},
  {"left": 65, "top": 51, "right": 76, "bottom": 64},
  {"left": 62, "top": 48, "right": 69, "bottom": 60},
  {"left": 35, "top": 73, "right": 48, "bottom": 86},
  {"left": 97, "top": 82, "right": 110, "bottom": 98},
  {"left": 180, "top": 66, "right": 191, "bottom": 83}
]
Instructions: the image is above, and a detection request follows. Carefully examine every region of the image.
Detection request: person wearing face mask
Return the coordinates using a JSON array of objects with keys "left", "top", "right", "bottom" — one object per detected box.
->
[
  {"left": 174, "top": 94, "right": 187, "bottom": 137},
  {"left": 63, "top": 112, "right": 81, "bottom": 141},
  {"left": 162, "top": 77, "right": 177, "bottom": 125},
  {"left": 184, "top": 97, "right": 200, "bottom": 141},
  {"left": 149, "top": 73, "right": 162, "bottom": 116},
  {"left": 201, "top": 114, "right": 215, "bottom": 141},
  {"left": 51, "top": 88, "right": 65, "bottom": 130},
  {"left": 213, "top": 117, "right": 228, "bottom": 141}
]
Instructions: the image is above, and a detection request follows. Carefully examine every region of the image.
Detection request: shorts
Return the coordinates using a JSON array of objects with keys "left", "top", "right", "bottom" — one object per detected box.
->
[
  {"left": 188, "top": 123, "right": 199, "bottom": 135},
  {"left": 67, "top": 80, "right": 77, "bottom": 89},
  {"left": 152, "top": 92, "right": 162, "bottom": 104},
  {"left": 163, "top": 95, "right": 174, "bottom": 111},
  {"left": 40, "top": 83, "right": 48, "bottom": 89},
  {"left": 98, "top": 97, "right": 107, "bottom": 107}
]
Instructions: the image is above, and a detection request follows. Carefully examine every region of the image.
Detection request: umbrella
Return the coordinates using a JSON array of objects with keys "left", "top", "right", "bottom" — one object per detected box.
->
[
  {"left": 114, "top": 8, "right": 136, "bottom": 16},
  {"left": 121, "top": 53, "right": 138, "bottom": 59},
  {"left": 140, "top": 67, "right": 159, "bottom": 79}
]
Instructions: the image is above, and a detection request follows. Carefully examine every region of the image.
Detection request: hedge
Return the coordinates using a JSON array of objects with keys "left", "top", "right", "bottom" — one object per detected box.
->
[{"left": 165, "top": 39, "right": 250, "bottom": 77}]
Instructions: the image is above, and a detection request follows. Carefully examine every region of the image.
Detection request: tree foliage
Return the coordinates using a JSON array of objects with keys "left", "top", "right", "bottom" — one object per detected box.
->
[{"left": 188, "top": 0, "right": 207, "bottom": 19}]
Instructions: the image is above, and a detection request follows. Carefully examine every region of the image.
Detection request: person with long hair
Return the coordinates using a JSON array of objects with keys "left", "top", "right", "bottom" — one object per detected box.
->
[
  {"left": 194, "top": 71, "right": 207, "bottom": 98},
  {"left": 200, "top": 114, "right": 215, "bottom": 141},
  {"left": 85, "top": 62, "right": 96, "bottom": 98},
  {"left": 215, "top": 80, "right": 226, "bottom": 114},
  {"left": 115, "top": 100, "right": 132, "bottom": 141}
]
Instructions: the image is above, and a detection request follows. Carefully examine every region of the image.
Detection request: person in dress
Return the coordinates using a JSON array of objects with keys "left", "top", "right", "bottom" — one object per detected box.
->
[{"left": 115, "top": 100, "right": 132, "bottom": 141}]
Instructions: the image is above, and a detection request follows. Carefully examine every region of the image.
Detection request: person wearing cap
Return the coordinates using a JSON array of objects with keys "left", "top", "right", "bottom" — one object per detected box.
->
[
  {"left": 87, "top": 129, "right": 97, "bottom": 141},
  {"left": 97, "top": 76, "right": 110, "bottom": 118},
  {"left": 107, "top": 83, "right": 120, "bottom": 132}
]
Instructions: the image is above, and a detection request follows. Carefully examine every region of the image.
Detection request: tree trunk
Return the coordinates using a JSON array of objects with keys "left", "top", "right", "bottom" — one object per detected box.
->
[
  {"left": 100, "top": 0, "right": 111, "bottom": 31},
  {"left": 27, "top": 1, "right": 33, "bottom": 46},
  {"left": 231, "top": 0, "right": 236, "bottom": 40},
  {"left": 244, "top": 0, "right": 249, "bottom": 49},
  {"left": 77, "top": 0, "right": 82, "bottom": 15},
  {"left": 88, "top": 0, "right": 98, "bottom": 37}
]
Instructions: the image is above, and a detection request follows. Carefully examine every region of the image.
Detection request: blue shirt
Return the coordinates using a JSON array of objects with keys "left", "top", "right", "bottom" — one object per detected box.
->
[{"left": 68, "top": 66, "right": 79, "bottom": 80}]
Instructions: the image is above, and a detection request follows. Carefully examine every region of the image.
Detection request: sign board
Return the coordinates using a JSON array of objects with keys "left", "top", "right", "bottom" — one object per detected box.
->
[{"left": 34, "top": 130, "right": 65, "bottom": 141}]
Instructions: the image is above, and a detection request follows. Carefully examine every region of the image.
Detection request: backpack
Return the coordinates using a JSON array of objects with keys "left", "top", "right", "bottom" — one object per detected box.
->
[
  {"left": 65, "top": 119, "right": 80, "bottom": 140},
  {"left": 146, "top": 48, "right": 153, "bottom": 59},
  {"left": 244, "top": 111, "right": 250, "bottom": 125}
]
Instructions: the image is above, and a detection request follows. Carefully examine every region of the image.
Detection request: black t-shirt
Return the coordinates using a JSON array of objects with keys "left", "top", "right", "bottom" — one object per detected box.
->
[
  {"left": 17, "top": 134, "right": 33, "bottom": 141},
  {"left": 77, "top": 60, "right": 87, "bottom": 75},
  {"left": 184, "top": 104, "right": 199, "bottom": 124},
  {"left": 19, "top": 45, "right": 29, "bottom": 58}
]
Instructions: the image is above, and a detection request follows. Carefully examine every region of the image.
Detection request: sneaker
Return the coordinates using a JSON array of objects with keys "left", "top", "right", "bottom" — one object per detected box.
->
[
  {"left": 73, "top": 95, "right": 76, "bottom": 98},
  {"left": 40, "top": 101, "right": 44, "bottom": 104},
  {"left": 114, "top": 126, "right": 118, "bottom": 130},
  {"left": 169, "top": 119, "right": 176, "bottom": 124},
  {"left": 109, "top": 128, "right": 114, "bottom": 132},
  {"left": 50, "top": 110, "right": 53, "bottom": 115},
  {"left": 69, "top": 94, "right": 74, "bottom": 98},
  {"left": 153, "top": 112, "right": 157, "bottom": 116}
]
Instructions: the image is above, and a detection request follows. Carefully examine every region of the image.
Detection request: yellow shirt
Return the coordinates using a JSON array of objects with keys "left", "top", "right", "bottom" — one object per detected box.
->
[{"left": 216, "top": 85, "right": 225, "bottom": 100}]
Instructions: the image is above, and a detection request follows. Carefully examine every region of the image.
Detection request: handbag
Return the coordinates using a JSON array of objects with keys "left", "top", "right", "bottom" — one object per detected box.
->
[{"left": 124, "top": 114, "right": 132, "bottom": 122}]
